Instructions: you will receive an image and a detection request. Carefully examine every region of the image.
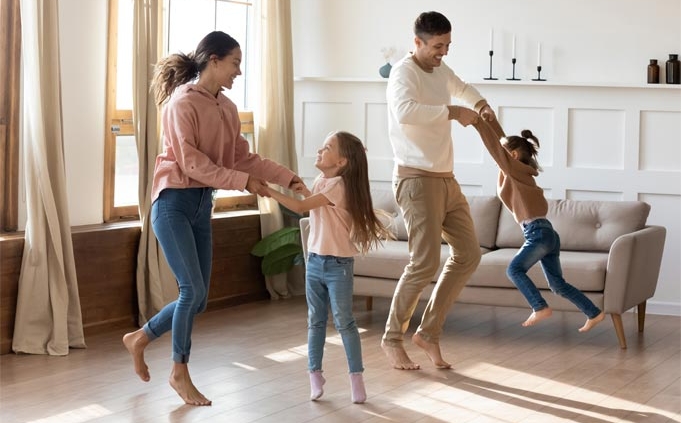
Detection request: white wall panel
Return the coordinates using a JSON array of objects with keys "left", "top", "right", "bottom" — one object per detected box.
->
[
  {"left": 568, "top": 109, "right": 625, "bottom": 170},
  {"left": 640, "top": 111, "right": 681, "bottom": 171}
]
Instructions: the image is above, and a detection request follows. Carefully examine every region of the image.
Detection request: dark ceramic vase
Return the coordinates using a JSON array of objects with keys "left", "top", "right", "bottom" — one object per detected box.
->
[{"left": 379, "top": 62, "right": 392, "bottom": 78}]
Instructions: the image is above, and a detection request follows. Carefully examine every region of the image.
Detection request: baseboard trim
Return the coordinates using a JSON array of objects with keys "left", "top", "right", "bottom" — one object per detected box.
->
[{"left": 646, "top": 300, "right": 681, "bottom": 316}]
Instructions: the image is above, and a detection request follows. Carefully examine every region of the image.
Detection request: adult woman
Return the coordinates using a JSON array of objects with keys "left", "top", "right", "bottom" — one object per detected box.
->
[{"left": 123, "top": 31, "right": 305, "bottom": 406}]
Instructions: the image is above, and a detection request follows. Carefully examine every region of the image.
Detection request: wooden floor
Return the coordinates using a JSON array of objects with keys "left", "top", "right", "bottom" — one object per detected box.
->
[{"left": 1, "top": 297, "right": 680, "bottom": 423}]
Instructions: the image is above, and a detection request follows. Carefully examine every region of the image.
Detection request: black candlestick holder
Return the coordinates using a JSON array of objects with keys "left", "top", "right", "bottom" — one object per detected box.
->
[
  {"left": 532, "top": 65, "right": 546, "bottom": 81},
  {"left": 483, "top": 50, "right": 498, "bottom": 80},
  {"left": 507, "top": 58, "right": 521, "bottom": 81}
]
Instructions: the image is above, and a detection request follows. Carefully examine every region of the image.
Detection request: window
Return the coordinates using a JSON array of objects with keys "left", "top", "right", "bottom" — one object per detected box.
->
[
  {"left": 0, "top": 0, "right": 21, "bottom": 232},
  {"left": 104, "top": 0, "right": 256, "bottom": 221}
]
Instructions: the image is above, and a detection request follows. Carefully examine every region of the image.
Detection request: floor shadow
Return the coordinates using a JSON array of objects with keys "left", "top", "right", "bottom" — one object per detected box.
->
[{"left": 428, "top": 371, "right": 672, "bottom": 423}]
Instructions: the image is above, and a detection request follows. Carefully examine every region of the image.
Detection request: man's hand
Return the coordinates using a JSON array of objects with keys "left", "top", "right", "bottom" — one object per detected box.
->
[
  {"left": 449, "top": 105, "right": 479, "bottom": 127},
  {"left": 245, "top": 176, "right": 270, "bottom": 197}
]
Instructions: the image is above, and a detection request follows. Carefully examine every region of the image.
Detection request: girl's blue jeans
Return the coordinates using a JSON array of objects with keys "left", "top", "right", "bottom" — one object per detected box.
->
[
  {"left": 144, "top": 187, "right": 213, "bottom": 363},
  {"left": 306, "top": 252, "right": 364, "bottom": 374},
  {"left": 507, "top": 218, "right": 601, "bottom": 319}
]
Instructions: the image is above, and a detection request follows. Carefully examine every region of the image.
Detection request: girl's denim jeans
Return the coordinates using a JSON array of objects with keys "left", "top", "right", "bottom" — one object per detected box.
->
[
  {"left": 144, "top": 187, "right": 214, "bottom": 363},
  {"left": 306, "top": 252, "right": 364, "bottom": 373},
  {"left": 507, "top": 218, "right": 601, "bottom": 319}
]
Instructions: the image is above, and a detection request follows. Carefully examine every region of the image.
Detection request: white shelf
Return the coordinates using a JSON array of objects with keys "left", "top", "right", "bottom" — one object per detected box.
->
[{"left": 294, "top": 76, "right": 681, "bottom": 90}]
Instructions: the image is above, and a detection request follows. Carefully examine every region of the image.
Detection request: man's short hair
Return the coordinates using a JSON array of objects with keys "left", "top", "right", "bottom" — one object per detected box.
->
[{"left": 414, "top": 11, "right": 452, "bottom": 40}]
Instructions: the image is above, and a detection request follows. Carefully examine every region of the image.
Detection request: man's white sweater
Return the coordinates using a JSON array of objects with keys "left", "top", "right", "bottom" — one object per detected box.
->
[{"left": 386, "top": 54, "right": 485, "bottom": 174}]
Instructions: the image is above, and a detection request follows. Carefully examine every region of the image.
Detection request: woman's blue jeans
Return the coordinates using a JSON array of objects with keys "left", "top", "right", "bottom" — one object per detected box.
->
[
  {"left": 507, "top": 218, "right": 601, "bottom": 319},
  {"left": 306, "top": 253, "right": 364, "bottom": 374},
  {"left": 144, "top": 187, "right": 213, "bottom": 363}
]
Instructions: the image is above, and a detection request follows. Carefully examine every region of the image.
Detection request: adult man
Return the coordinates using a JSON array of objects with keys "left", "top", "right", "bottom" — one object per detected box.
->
[{"left": 382, "top": 11, "right": 496, "bottom": 370}]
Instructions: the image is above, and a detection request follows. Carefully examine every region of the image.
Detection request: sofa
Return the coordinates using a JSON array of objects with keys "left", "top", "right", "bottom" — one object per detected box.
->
[{"left": 299, "top": 189, "right": 666, "bottom": 349}]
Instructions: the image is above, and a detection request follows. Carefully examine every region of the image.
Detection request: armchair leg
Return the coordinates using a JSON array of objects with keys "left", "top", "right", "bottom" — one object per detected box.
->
[
  {"left": 365, "top": 296, "right": 373, "bottom": 311},
  {"left": 611, "top": 313, "right": 627, "bottom": 349},
  {"left": 637, "top": 301, "right": 647, "bottom": 332}
]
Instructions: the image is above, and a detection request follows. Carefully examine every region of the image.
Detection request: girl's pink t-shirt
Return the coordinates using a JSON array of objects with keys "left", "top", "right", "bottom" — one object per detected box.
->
[
  {"left": 151, "top": 84, "right": 295, "bottom": 202},
  {"left": 307, "top": 176, "right": 358, "bottom": 258}
]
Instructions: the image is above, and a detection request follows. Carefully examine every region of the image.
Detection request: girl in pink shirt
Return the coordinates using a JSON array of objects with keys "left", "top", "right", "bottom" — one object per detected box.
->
[
  {"left": 123, "top": 31, "right": 305, "bottom": 407},
  {"left": 265, "top": 131, "right": 391, "bottom": 404}
]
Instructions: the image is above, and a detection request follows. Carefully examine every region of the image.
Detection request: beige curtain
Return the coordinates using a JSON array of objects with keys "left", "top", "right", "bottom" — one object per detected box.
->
[
  {"left": 13, "top": 0, "right": 86, "bottom": 355},
  {"left": 132, "top": 0, "right": 176, "bottom": 325},
  {"left": 255, "top": 0, "right": 303, "bottom": 298}
]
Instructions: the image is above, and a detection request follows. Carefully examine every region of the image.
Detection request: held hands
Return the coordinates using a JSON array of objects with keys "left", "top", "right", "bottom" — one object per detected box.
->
[
  {"left": 479, "top": 104, "right": 496, "bottom": 122},
  {"left": 289, "top": 176, "right": 311, "bottom": 197},
  {"left": 449, "top": 105, "right": 480, "bottom": 127},
  {"left": 245, "top": 176, "right": 270, "bottom": 197}
]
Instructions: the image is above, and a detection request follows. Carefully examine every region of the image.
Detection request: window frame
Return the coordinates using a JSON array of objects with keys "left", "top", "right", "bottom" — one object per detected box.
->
[{"left": 104, "top": 0, "right": 138, "bottom": 222}]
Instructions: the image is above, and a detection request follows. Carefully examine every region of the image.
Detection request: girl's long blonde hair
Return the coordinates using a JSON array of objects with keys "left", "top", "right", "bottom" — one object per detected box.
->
[{"left": 333, "top": 131, "right": 393, "bottom": 254}]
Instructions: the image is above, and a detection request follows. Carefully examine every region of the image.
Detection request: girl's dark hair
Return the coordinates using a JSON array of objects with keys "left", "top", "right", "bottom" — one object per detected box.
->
[
  {"left": 333, "top": 131, "right": 392, "bottom": 254},
  {"left": 151, "top": 31, "right": 239, "bottom": 105},
  {"left": 414, "top": 11, "right": 451, "bottom": 40},
  {"left": 503, "top": 129, "right": 543, "bottom": 171}
]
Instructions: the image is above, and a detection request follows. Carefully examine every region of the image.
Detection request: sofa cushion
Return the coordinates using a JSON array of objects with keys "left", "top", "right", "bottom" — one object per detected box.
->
[
  {"left": 468, "top": 196, "right": 502, "bottom": 250},
  {"left": 468, "top": 249, "right": 608, "bottom": 291},
  {"left": 495, "top": 199, "right": 650, "bottom": 252}
]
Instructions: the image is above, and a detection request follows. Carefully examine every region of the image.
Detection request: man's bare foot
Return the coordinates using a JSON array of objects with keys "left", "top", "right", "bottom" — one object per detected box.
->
[
  {"left": 170, "top": 363, "right": 212, "bottom": 406},
  {"left": 578, "top": 311, "right": 605, "bottom": 332},
  {"left": 381, "top": 340, "right": 420, "bottom": 370},
  {"left": 522, "top": 308, "right": 552, "bottom": 327},
  {"left": 412, "top": 333, "right": 451, "bottom": 369},
  {"left": 123, "top": 329, "right": 151, "bottom": 382}
]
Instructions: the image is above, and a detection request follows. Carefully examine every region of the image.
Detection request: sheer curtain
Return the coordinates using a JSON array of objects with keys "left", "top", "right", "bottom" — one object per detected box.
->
[
  {"left": 254, "top": 0, "right": 303, "bottom": 298},
  {"left": 132, "top": 0, "right": 176, "bottom": 324},
  {"left": 12, "top": 0, "right": 86, "bottom": 355}
]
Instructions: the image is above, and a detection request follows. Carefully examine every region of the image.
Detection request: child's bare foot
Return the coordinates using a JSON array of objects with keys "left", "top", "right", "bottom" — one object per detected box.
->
[
  {"left": 579, "top": 311, "right": 605, "bottom": 332},
  {"left": 123, "top": 329, "right": 151, "bottom": 382},
  {"left": 412, "top": 332, "right": 451, "bottom": 369},
  {"left": 522, "top": 308, "right": 552, "bottom": 327},
  {"left": 170, "top": 364, "right": 212, "bottom": 406},
  {"left": 381, "top": 340, "right": 420, "bottom": 370}
]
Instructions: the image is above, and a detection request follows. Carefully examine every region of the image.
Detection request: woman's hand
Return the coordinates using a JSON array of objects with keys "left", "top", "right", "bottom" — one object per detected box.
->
[{"left": 245, "top": 176, "right": 270, "bottom": 197}]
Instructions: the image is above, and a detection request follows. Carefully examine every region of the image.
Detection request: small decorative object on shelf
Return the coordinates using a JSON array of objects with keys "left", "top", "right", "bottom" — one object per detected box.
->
[
  {"left": 484, "top": 50, "right": 498, "bottom": 80},
  {"left": 648, "top": 59, "right": 660, "bottom": 84},
  {"left": 532, "top": 66, "right": 546, "bottom": 81},
  {"left": 379, "top": 62, "right": 392, "bottom": 78},
  {"left": 532, "top": 43, "right": 546, "bottom": 81},
  {"left": 484, "top": 28, "right": 498, "bottom": 80},
  {"left": 666, "top": 54, "right": 680, "bottom": 84},
  {"left": 507, "top": 35, "right": 520, "bottom": 81},
  {"left": 379, "top": 47, "right": 395, "bottom": 79},
  {"left": 507, "top": 58, "right": 520, "bottom": 81}
]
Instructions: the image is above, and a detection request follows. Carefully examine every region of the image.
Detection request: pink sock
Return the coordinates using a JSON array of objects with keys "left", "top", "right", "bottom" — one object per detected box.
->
[
  {"left": 350, "top": 372, "right": 366, "bottom": 404},
  {"left": 309, "top": 370, "right": 325, "bottom": 400}
]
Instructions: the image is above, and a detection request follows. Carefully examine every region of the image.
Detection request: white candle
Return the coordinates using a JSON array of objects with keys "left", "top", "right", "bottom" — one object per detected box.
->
[
  {"left": 537, "top": 42, "right": 542, "bottom": 66},
  {"left": 512, "top": 35, "right": 516, "bottom": 58},
  {"left": 489, "top": 28, "right": 494, "bottom": 51}
]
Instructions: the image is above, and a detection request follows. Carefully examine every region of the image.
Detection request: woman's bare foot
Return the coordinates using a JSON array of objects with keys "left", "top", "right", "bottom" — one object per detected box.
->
[
  {"left": 123, "top": 329, "right": 151, "bottom": 382},
  {"left": 579, "top": 311, "right": 605, "bottom": 332},
  {"left": 170, "top": 363, "right": 212, "bottom": 406},
  {"left": 381, "top": 340, "right": 420, "bottom": 370},
  {"left": 412, "top": 333, "right": 451, "bottom": 369},
  {"left": 522, "top": 308, "right": 552, "bottom": 327}
]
